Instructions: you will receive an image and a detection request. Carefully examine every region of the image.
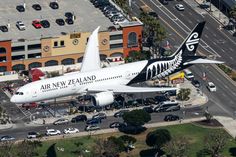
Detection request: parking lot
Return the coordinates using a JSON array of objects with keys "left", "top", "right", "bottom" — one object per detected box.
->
[{"left": 0, "top": 0, "right": 113, "bottom": 40}]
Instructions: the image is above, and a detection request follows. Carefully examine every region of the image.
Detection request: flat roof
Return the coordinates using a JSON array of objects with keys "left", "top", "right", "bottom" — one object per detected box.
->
[{"left": 0, "top": 0, "right": 114, "bottom": 41}]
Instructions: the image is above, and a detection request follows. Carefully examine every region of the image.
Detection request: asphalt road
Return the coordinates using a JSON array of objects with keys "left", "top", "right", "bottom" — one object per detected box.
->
[
  {"left": 131, "top": 0, "right": 236, "bottom": 117},
  {"left": 0, "top": 106, "right": 204, "bottom": 140}
]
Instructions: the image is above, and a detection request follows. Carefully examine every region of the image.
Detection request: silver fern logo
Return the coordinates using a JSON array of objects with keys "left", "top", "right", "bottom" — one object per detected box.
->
[
  {"left": 146, "top": 51, "right": 183, "bottom": 80},
  {"left": 186, "top": 32, "right": 199, "bottom": 51}
]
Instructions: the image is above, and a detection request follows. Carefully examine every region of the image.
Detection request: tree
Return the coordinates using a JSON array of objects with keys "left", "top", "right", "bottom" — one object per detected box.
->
[
  {"left": 123, "top": 109, "right": 151, "bottom": 126},
  {"left": 119, "top": 135, "right": 137, "bottom": 145},
  {"left": 204, "top": 111, "right": 213, "bottom": 123},
  {"left": 163, "top": 136, "right": 190, "bottom": 157},
  {"left": 204, "top": 131, "right": 227, "bottom": 157},
  {"left": 0, "top": 141, "right": 14, "bottom": 157},
  {"left": 177, "top": 88, "right": 191, "bottom": 101},
  {"left": 16, "top": 140, "right": 42, "bottom": 157},
  {"left": 146, "top": 129, "right": 171, "bottom": 150}
]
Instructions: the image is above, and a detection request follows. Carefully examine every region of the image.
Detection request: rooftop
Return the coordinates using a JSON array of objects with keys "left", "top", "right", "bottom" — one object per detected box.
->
[{"left": 0, "top": 0, "right": 114, "bottom": 41}]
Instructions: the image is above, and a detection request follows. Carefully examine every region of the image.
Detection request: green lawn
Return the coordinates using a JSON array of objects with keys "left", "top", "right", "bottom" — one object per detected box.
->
[{"left": 33, "top": 124, "right": 236, "bottom": 157}]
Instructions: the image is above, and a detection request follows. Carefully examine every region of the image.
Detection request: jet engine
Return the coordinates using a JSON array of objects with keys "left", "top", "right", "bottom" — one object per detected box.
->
[{"left": 91, "top": 91, "right": 114, "bottom": 106}]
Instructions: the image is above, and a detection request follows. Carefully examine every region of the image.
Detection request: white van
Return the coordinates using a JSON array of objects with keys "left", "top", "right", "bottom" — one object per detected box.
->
[{"left": 183, "top": 69, "right": 194, "bottom": 80}]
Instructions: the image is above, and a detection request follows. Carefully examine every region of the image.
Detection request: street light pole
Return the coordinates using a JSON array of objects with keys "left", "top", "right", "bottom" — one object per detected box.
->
[{"left": 209, "top": 0, "right": 212, "bottom": 12}]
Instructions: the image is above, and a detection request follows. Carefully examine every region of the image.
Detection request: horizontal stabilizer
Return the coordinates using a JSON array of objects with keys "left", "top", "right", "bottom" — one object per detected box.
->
[
  {"left": 87, "top": 85, "right": 177, "bottom": 93},
  {"left": 183, "top": 58, "right": 224, "bottom": 65}
]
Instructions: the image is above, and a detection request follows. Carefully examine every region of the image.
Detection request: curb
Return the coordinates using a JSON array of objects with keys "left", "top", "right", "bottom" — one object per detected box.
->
[
  {"left": 193, "top": 0, "right": 228, "bottom": 26},
  {"left": 0, "top": 124, "right": 14, "bottom": 130},
  {"left": 212, "top": 64, "right": 236, "bottom": 87}
]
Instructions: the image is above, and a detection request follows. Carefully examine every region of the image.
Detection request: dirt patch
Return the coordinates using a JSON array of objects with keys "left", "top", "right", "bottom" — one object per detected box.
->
[{"left": 193, "top": 119, "right": 223, "bottom": 128}]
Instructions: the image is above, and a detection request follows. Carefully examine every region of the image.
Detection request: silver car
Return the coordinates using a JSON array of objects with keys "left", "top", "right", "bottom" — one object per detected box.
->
[{"left": 16, "top": 21, "right": 26, "bottom": 30}]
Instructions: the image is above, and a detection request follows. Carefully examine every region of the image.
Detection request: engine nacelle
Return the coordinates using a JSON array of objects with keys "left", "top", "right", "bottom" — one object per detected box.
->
[{"left": 92, "top": 91, "right": 114, "bottom": 106}]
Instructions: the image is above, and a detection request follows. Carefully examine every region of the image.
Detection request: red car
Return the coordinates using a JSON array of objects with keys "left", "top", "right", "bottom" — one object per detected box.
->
[
  {"left": 22, "top": 102, "right": 38, "bottom": 109},
  {"left": 32, "top": 20, "right": 42, "bottom": 29}
]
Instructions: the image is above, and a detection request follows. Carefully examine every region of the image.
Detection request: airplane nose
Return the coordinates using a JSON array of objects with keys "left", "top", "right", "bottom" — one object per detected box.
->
[{"left": 10, "top": 96, "right": 16, "bottom": 103}]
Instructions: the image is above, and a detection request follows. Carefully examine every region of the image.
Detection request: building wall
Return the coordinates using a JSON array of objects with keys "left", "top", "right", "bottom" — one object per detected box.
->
[
  {"left": 7, "top": 24, "right": 143, "bottom": 72},
  {"left": 122, "top": 25, "right": 143, "bottom": 57},
  {"left": 0, "top": 40, "right": 12, "bottom": 72}
]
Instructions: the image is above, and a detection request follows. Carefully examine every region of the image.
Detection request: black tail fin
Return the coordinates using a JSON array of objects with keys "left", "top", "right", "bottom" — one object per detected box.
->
[{"left": 170, "top": 21, "right": 206, "bottom": 58}]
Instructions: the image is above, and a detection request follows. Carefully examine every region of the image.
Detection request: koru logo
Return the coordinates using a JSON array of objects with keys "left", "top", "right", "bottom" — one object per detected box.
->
[{"left": 186, "top": 32, "right": 199, "bottom": 51}]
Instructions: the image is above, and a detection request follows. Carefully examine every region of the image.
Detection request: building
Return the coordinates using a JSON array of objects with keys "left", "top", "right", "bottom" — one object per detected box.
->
[{"left": 0, "top": 0, "right": 143, "bottom": 73}]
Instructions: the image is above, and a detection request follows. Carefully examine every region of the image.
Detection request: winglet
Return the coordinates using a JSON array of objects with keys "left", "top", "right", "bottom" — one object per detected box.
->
[{"left": 80, "top": 26, "right": 101, "bottom": 72}]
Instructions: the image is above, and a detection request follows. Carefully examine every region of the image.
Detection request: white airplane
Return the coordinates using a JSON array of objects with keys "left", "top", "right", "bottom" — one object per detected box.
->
[{"left": 11, "top": 22, "right": 222, "bottom": 106}]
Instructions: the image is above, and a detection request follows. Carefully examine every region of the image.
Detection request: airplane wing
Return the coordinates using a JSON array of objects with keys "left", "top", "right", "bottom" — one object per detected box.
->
[
  {"left": 183, "top": 58, "right": 224, "bottom": 65},
  {"left": 80, "top": 26, "right": 101, "bottom": 72},
  {"left": 86, "top": 85, "right": 177, "bottom": 93}
]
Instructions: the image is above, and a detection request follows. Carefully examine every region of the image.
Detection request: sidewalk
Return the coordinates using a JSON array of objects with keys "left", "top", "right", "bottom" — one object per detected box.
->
[
  {"left": 215, "top": 116, "right": 236, "bottom": 138},
  {"left": 194, "top": 0, "right": 229, "bottom": 26}
]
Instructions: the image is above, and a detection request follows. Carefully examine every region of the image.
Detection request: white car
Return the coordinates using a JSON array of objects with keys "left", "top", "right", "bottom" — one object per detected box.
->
[
  {"left": 207, "top": 82, "right": 216, "bottom": 92},
  {"left": 64, "top": 128, "right": 79, "bottom": 134},
  {"left": 175, "top": 4, "right": 185, "bottom": 11},
  {"left": 16, "top": 21, "right": 26, "bottom": 30},
  {"left": 46, "top": 129, "right": 61, "bottom": 136}
]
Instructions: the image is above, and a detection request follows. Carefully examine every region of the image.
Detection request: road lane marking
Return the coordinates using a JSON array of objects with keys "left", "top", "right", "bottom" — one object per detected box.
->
[
  {"left": 148, "top": 0, "right": 221, "bottom": 57},
  {"left": 221, "top": 49, "right": 225, "bottom": 52},
  {"left": 205, "top": 34, "right": 209, "bottom": 38}
]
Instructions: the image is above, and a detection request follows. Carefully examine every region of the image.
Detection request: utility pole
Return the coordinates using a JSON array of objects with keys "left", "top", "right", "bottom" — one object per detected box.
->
[{"left": 209, "top": 0, "right": 212, "bottom": 12}]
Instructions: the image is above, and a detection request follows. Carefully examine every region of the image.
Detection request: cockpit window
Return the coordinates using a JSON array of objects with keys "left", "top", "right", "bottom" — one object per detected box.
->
[{"left": 15, "top": 92, "right": 23, "bottom": 95}]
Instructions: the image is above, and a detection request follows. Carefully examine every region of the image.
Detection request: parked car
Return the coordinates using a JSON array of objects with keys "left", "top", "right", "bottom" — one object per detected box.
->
[
  {"left": 16, "top": 5, "right": 25, "bottom": 12},
  {"left": 0, "top": 135, "right": 15, "bottom": 142},
  {"left": 32, "top": 20, "right": 42, "bottom": 29},
  {"left": 192, "top": 79, "right": 201, "bottom": 88},
  {"left": 175, "top": 4, "right": 185, "bottom": 11},
  {"left": 207, "top": 82, "right": 216, "bottom": 92},
  {"left": 71, "top": 115, "right": 87, "bottom": 123},
  {"left": 46, "top": 129, "right": 61, "bottom": 136},
  {"left": 164, "top": 114, "right": 180, "bottom": 121},
  {"left": 85, "top": 124, "right": 100, "bottom": 131},
  {"left": 145, "top": 97, "right": 159, "bottom": 105},
  {"left": 49, "top": 2, "right": 59, "bottom": 9},
  {"left": 142, "top": 106, "right": 154, "bottom": 113},
  {"left": 0, "top": 26, "right": 8, "bottom": 32},
  {"left": 92, "top": 113, "right": 107, "bottom": 120},
  {"left": 86, "top": 118, "right": 101, "bottom": 125},
  {"left": 64, "top": 128, "right": 79, "bottom": 134},
  {"left": 65, "top": 18, "right": 74, "bottom": 25},
  {"left": 27, "top": 131, "right": 40, "bottom": 139},
  {"left": 114, "top": 110, "right": 129, "bottom": 118},
  {"left": 65, "top": 12, "right": 73, "bottom": 19},
  {"left": 16, "top": 21, "right": 25, "bottom": 30},
  {"left": 154, "top": 100, "right": 180, "bottom": 112},
  {"left": 22, "top": 102, "right": 38, "bottom": 109},
  {"left": 53, "top": 118, "right": 69, "bottom": 125},
  {"left": 56, "top": 18, "right": 65, "bottom": 26},
  {"left": 40, "top": 20, "right": 50, "bottom": 28},
  {"left": 148, "top": 11, "right": 159, "bottom": 19},
  {"left": 109, "top": 122, "right": 126, "bottom": 128},
  {"left": 159, "top": 0, "right": 168, "bottom": 5},
  {"left": 154, "top": 95, "right": 169, "bottom": 103},
  {"left": 32, "top": 4, "right": 41, "bottom": 11}
]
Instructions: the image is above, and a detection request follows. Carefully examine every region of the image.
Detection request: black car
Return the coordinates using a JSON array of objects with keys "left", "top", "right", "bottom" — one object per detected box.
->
[
  {"left": 32, "top": 4, "right": 41, "bottom": 11},
  {"left": 154, "top": 95, "right": 169, "bottom": 103},
  {"left": 192, "top": 79, "right": 201, "bottom": 88},
  {"left": 164, "top": 114, "right": 180, "bottom": 121},
  {"left": 16, "top": 5, "right": 25, "bottom": 12},
  {"left": 86, "top": 118, "right": 102, "bottom": 125},
  {"left": 65, "top": 12, "right": 73, "bottom": 19},
  {"left": 49, "top": 2, "right": 59, "bottom": 9},
  {"left": 143, "top": 106, "right": 154, "bottom": 113},
  {"left": 145, "top": 97, "right": 158, "bottom": 105},
  {"left": 109, "top": 122, "right": 126, "bottom": 128},
  {"left": 71, "top": 115, "right": 87, "bottom": 123},
  {"left": 40, "top": 20, "right": 50, "bottom": 28},
  {"left": 0, "top": 26, "right": 8, "bottom": 32},
  {"left": 65, "top": 18, "right": 74, "bottom": 25},
  {"left": 148, "top": 11, "right": 158, "bottom": 19},
  {"left": 159, "top": 0, "right": 168, "bottom": 5},
  {"left": 56, "top": 19, "right": 65, "bottom": 26},
  {"left": 114, "top": 110, "right": 129, "bottom": 118}
]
